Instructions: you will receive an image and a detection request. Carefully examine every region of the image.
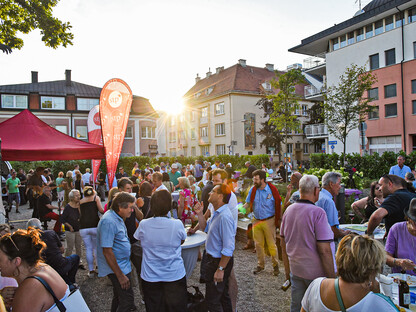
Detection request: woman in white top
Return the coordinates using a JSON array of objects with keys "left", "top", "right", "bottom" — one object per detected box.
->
[
  {"left": 134, "top": 189, "right": 187, "bottom": 312},
  {"left": 301, "top": 234, "right": 398, "bottom": 312}
]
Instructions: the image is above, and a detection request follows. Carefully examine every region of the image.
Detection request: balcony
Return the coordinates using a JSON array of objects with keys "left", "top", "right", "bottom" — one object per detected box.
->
[
  {"left": 303, "top": 53, "right": 326, "bottom": 72},
  {"left": 199, "top": 136, "right": 210, "bottom": 145},
  {"left": 199, "top": 117, "right": 208, "bottom": 125},
  {"left": 304, "top": 124, "right": 328, "bottom": 139},
  {"left": 304, "top": 85, "right": 325, "bottom": 99}
]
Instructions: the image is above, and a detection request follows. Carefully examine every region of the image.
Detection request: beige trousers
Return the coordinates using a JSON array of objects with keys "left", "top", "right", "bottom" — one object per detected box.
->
[{"left": 253, "top": 217, "right": 278, "bottom": 268}]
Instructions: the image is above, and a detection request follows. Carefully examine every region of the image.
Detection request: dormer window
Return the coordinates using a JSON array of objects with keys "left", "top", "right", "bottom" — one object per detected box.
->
[
  {"left": 262, "top": 82, "right": 272, "bottom": 90},
  {"left": 205, "top": 87, "right": 213, "bottom": 95}
]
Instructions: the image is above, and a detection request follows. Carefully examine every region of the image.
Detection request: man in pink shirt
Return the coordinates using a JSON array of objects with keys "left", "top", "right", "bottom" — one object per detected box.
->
[{"left": 280, "top": 174, "right": 335, "bottom": 312}]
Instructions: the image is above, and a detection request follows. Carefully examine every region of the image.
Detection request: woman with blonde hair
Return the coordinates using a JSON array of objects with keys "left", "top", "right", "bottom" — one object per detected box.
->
[
  {"left": 301, "top": 234, "right": 398, "bottom": 311},
  {"left": 177, "top": 176, "right": 197, "bottom": 224},
  {"left": 104, "top": 187, "right": 119, "bottom": 212},
  {"left": 79, "top": 186, "right": 104, "bottom": 278}
]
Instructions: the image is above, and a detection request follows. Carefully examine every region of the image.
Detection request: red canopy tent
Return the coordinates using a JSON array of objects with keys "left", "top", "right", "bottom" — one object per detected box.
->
[{"left": 0, "top": 109, "right": 105, "bottom": 161}]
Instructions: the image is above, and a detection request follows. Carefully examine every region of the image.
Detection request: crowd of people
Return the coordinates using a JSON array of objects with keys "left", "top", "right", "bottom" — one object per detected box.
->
[{"left": 0, "top": 155, "right": 415, "bottom": 311}]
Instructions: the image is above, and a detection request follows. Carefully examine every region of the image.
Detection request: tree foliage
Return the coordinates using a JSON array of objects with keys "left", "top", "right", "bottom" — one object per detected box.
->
[
  {"left": 0, "top": 0, "right": 74, "bottom": 50},
  {"left": 323, "top": 64, "right": 377, "bottom": 163},
  {"left": 255, "top": 97, "right": 284, "bottom": 159}
]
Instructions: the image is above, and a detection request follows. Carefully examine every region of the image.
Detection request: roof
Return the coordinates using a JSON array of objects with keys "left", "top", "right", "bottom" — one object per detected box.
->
[
  {"left": 289, "top": 0, "right": 413, "bottom": 56},
  {"left": 183, "top": 64, "right": 284, "bottom": 101},
  {"left": 0, "top": 109, "right": 105, "bottom": 161},
  {"left": 0, "top": 80, "right": 158, "bottom": 117}
]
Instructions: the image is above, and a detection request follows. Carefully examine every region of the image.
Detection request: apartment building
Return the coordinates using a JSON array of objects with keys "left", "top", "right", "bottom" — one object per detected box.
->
[
  {"left": 162, "top": 60, "right": 316, "bottom": 163},
  {"left": 290, "top": 0, "right": 416, "bottom": 155},
  {"left": 0, "top": 70, "right": 159, "bottom": 157}
]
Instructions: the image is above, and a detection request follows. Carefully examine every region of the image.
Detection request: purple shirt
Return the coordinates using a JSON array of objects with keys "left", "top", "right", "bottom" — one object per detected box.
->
[
  {"left": 385, "top": 221, "right": 416, "bottom": 275},
  {"left": 281, "top": 200, "right": 335, "bottom": 280}
]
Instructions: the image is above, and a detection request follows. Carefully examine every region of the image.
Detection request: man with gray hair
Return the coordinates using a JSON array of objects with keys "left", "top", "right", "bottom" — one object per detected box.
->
[
  {"left": 316, "top": 172, "right": 350, "bottom": 239},
  {"left": 280, "top": 175, "right": 335, "bottom": 312},
  {"left": 244, "top": 161, "right": 257, "bottom": 179}
]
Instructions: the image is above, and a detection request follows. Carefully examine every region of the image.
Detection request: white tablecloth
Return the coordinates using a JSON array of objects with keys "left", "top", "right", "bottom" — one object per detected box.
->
[
  {"left": 181, "top": 230, "right": 207, "bottom": 279},
  {"left": 339, "top": 224, "right": 385, "bottom": 241}
]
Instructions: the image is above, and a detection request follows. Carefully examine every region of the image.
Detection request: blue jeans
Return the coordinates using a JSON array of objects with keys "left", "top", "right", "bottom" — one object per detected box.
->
[
  {"left": 57, "top": 254, "right": 80, "bottom": 285},
  {"left": 290, "top": 273, "right": 313, "bottom": 312}
]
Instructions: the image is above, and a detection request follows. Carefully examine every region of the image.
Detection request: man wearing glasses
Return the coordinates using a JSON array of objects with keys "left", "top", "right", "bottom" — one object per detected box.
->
[{"left": 367, "top": 174, "right": 416, "bottom": 235}]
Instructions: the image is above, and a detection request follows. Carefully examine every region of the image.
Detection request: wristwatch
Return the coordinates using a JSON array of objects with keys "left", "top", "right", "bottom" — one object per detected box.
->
[{"left": 218, "top": 266, "right": 224, "bottom": 271}]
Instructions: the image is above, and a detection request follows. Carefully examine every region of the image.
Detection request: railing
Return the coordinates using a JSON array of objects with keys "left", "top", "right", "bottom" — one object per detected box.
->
[
  {"left": 303, "top": 53, "right": 326, "bottom": 70},
  {"left": 304, "top": 85, "right": 324, "bottom": 98},
  {"left": 304, "top": 124, "right": 328, "bottom": 138},
  {"left": 199, "top": 136, "right": 210, "bottom": 145}
]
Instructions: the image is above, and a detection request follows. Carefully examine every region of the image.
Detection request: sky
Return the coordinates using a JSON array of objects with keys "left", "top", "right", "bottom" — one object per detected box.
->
[{"left": 0, "top": 0, "right": 372, "bottom": 114}]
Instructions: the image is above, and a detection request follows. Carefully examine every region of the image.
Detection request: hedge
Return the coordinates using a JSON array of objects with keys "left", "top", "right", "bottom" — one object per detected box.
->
[
  {"left": 9, "top": 154, "right": 270, "bottom": 177},
  {"left": 310, "top": 151, "right": 414, "bottom": 180}
]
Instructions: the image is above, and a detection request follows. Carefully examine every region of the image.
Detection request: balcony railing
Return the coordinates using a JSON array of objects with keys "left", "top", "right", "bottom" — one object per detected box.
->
[
  {"left": 304, "top": 85, "right": 324, "bottom": 98},
  {"left": 303, "top": 53, "right": 326, "bottom": 70},
  {"left": 304, "top": 124, "right": 328, "bottom": 138},
  {"left": 199, "top": 136, "right": 210, "bottom": 145}
]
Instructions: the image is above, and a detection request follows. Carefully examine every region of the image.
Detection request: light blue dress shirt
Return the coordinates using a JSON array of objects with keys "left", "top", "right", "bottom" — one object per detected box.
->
[
  {"left": 389, "top": 164, "right": 411, "bottom": 179},
  {"left": 97, "top": 210, "right": 131, "bottom": 277},
  {"left": 134, "top": 217, "right": 186, "bottom": 282},
  {"left": 245, "top": 184, "right": 275, "bottom": 220},
  {"left": 205, "top": 204, "right": 235, "bottom": 258},
  {"left": 315, "top": 188, "right": 339, "bottom": 227}
]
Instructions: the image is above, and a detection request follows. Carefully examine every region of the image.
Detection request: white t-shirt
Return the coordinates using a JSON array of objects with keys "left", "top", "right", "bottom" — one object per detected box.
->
[
  {"left": 208, "top": 192, "right": 238, "bottom": 233},
  {"left": 156, "top": 184, "right": 168, "bottom": 192},
  {"left": 301, "top": 277, "right": 398, "bottom": 312}
]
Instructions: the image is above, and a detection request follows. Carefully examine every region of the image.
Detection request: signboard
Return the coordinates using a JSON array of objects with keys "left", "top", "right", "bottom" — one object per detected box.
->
[
  {"left": 328, "top": 141, "right": 337, "bottom": 145},
  {"left": 268, "top": 147, "right": 275, "bottom": 151},
  {"left": 87, "top": 105, "right": 103, "bottom": 185}
]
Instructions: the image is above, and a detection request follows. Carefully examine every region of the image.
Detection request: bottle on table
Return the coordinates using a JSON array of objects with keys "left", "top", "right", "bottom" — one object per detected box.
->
[{"left": 399, "top": 279, "right": 410, "bottom": 308}]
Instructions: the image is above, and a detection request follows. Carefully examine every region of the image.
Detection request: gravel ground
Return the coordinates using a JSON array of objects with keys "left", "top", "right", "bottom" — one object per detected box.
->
[{"left": 8, "top": 200, "right": 291, "bottom": 312}]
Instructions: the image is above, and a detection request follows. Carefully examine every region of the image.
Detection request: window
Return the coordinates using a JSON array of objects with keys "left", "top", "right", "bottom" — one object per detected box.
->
[
  {"left": 170, "top": 117, "right": 175, "bottom": 126},
  {"left": 215, "top": 102, "right": 224, "bottom": 115},
  {"left": 179, "top": 130, "right": 186, "bottom": 141},
  {"left": 201, "top": 146, "right": 209, "bottom": 156},
  {"left": 169, "top": 132, "right": 176, "bottom": 142},
  {"left": 125, "top": 126, "right": 133, "bottom": 139},
  {"left": 302, "top": 105, "right": 308, "bottom": 116},
  {"left": 332, "top": 38, "right": 339, "bottom": 51},
  {"left": 368, "top": 106, "right": 379, "bottom": 120},
  {"left": 385, "top": 15, "right": 394, "bottom": 31},
  {"left": 369, "top": 54, "right": 379, "bottom": 70},
  {"left": 294, "top": 106, "right": 301, "bottom": 115},
  {"left": 41, "top": 96, "right": 65, "bottom": 110},
  {"left": 200, "top": 126, "right": 208, "bottom": 137},
  {"left": 170, "top": 149, "right": 177, "bottom": 157},
  {"left": 295, "top": 143, "right": 301, "bottom": 150},
  {"left": 412, "top": 100, "right": 416, "bottom": 115},
  {"left": 77, "top": 98, "right": 99, "bottom": 111},
  {"left": 357, "top": 28, "right": 364, "bottom": 42},
  {"left": 141, "top": 126, "right": 155, "bottom": 139},
  {"left": 1, "top": 94, "right": 28, "bottom": 109},
  {"left": 191, "top": 128, "right": 196, "bottom": 140},
  {"left": 408, "top": 7, "right": 416, "bottom": 23},
  {"left": 287, "top": 143, "right": 293, "bottom": 154},
  {"left": 385, "top": 48, "right": 396, "bottom": 66},
  {"left": 365, "top": 24, "right": 373, "bottom": 38},
  {"left": 294, "top": 127, "right": 302, "bottom": 135},
  {"left": 340, "top": 35, "right": 347, "bottom": 48},
  {"left": 75, "top": 126, "right": 88, "bottom": 139},
  {"left": 191, "top": 147, "right": 196, "bottom": 156},
  {"left": 216, "top": 144, "right": 226, "bottom": 155},
  {"left": 385, "top": 103, "right": 397, "bottom": 117},
  {"left": 375, "top": 20, "right": 384, "bottom": 35},
  {"left": 347, "top": 32, "right": 355, "bottom": 45},
  {"left": 314, "top": 143, "right": 321, "bottom": 153},
  {"left": 215, "top": 123, "right": 225, "bottom": 136},
  {"left": 412, "top": 80, "right": 416, "bottom": 93},
  {"left": 368, "top": 88, "right": 379, "bottom": 101},
  {"left": 414, "top": 41, "right": 416, "bottom": 59},
  {"left": 384, "top": 84, "right": 397, "bottom": 98},
  {"left": 54, "top": 125, "right": 67, "bottom": 134},
  {"left": 369, "top": 135, "right": 402, "bottom": 154},
  {"left": 191, "top": 111, "right": 195, "bottom": 121},
  {"left": 303, "top": 143, "right": 309, "bottom": 154},
  {"left": 201, "top": 107, "right": 208, "bottom": 118},
  {"left": 395, "top": 13, "right": 404, "bottom": 27}
]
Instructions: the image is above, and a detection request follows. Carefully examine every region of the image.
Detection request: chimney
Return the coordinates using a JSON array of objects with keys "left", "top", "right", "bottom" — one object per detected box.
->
[
  {"left": 195, "top": 74, "right": 200, "bottom": 83},
  {"left": 65, "top": 69, "right": 71, "bottom": 86},
  {"left": 216, "top": 66, "right": 224, "bottom": 74},
  {"left": 265, "top": 63, "right": 274, "bottom": 72},
  {"left": 238, "top": 59, "right": 246, "bottom": 67},
  {"left": 206, "top": 69, "right": 212, "bottom": 78},
  {"left": 31, "top": 71, "right": 38, "bottom": 83}
]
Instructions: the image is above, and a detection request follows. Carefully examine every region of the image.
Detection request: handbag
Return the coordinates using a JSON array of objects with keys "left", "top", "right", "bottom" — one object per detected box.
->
[
  {"left": 187, "top": 285, "right": 207, "bottom": 312},
  {"left": 335, "top": 277, "right": 347, "bottom": 312},
  {"left": 26, "top": 276, "right": 90, "bottom": 312}
]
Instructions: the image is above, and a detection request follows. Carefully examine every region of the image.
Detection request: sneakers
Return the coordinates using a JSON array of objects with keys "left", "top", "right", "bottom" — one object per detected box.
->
[
  {"left": 253, "top": 266, "right": 264, "bottom": 275},
  {"left": 273, "top": 265, "right": 279, "bottom": 276}
]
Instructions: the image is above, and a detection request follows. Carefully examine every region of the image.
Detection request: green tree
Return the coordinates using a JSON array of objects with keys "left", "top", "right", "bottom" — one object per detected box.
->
[
  {"left": 255, "top": 97, "right": 284, "bottom": 159},
  {"left": 0, "top": 0, "right": 73, "bottom": 50},
  {"left": 323, "top": 64, "right": 377, "bottom": 164},
  {"left": 268, "top": 69, "right": 306, "bottom": 179}
]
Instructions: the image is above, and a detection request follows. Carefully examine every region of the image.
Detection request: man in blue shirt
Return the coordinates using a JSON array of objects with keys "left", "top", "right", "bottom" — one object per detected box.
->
[
  {"left": 316, "top": 172, "right": 350, "bottom": 239},
  {"left": 194, "top": 184, "right": 235, "bottom": 312},
  {"left": 389, "top": 155, "right": 411, "bottom": 179},
  {"left": 97, "top": 192, "right": 136, "bottom": 312}
]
